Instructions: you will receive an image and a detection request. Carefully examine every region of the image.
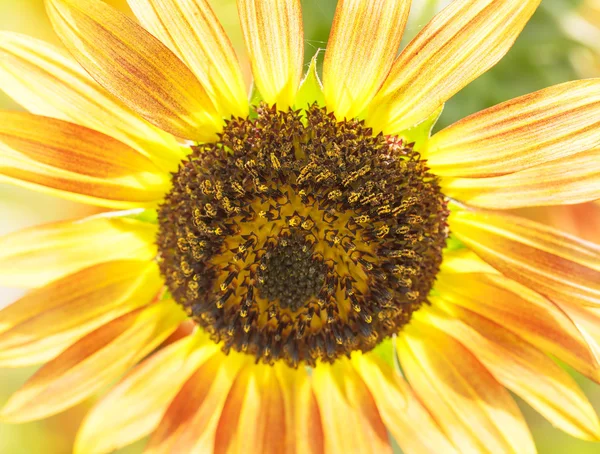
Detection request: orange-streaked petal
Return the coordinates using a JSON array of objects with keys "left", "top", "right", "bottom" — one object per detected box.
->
[
  {"left": 46, "top": 0, "right": 221, "bottom": 142},
  {"left": 425, "top": 79, "right": 600, "bottom": 177},
  {"left": 367, "top": 0, "right": 540, "bottom": 135},
  {"left": 312, "top": 359, "right": 392, "bottom": 454},
  {"left": 0, "top": 112, "right": 170, "bottom": 208},
  {"left": 0, "top": 216, "right": 157, "bottom": 288},
  {"left": 427, "top": 302, "right": 600, "bottom": 441},
  {"left": 561, "top": 302, "right": 600, "bottom": 371},
  {"left": 440, "top": 248, "right": 500, "bottom": 274},
  {"left": 435, "top": 271, "right": 600, "bottom": 382},
  {"left": 237, "top": 0, "right": 303, "bottom": 109},
  {"left": 146, "top": 353, "right": 245, "bottom": 454},
  {"left": 0, "top": 300, "right": 184, "bottom": 423},
  {"left": 275, "top": 364, "right": 324, "bottom": 454},
  {"left": 75, "top": 331, "right": 218, "bottom": 454},
  {"left": 213, "top": 364, "right": 287, "bottom": 454},
  {"left": 322, "top": 0, "right": 410, "bottom": 119},
  {"left": 397, "top": 319, "right": 536, "bottom": 453},
  {"left": 127, "top": 0, "right": 248, "bottom": 118},
  {"left": 0, "top": 32, "right": 185, "bottom": 171},
  {"left": 443, "top": 148, "right": 600, "bottom": 208},
  {"left": 0, "top": 260, "right": 162, "bottom": 367},
  {"left": 352, "top": 354, "right": 458, "bottom": 453},
  {"left": 451, "top": 210, "right": 600, "bottom": 307}
]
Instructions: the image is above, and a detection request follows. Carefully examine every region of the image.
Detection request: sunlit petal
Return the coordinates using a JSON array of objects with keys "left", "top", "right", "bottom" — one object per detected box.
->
[
  {"left": 322, "top": 0, "right": 410, "bottom": 119},
  {"left": 47, "top": 0, "right": 221, "bottom": 142},
  {"left": 76, "top": 331, "right": 217, "bottom": 454},
  {"left": 397, "top": 319, "right": 536, "bottom": 453},
  {"left": 0, "top": 112, "right": 170, "bottom": 208},
  {"left": 0, "top": 260, "right": 162, "bottom": 367},
  {"left": 312, "top": 359, "right": 392, "bottom": 454},
  {"left": 237, "top": 0, "right": 303, "bottom": 109},
  {"left": 127, "top": 0, "right": 248, "bottom": 118},
  {"left": 353, "top": 354, "right": 458, "bottom": 453},
  {"left": 368, "top": 0, "right": 540, "bottom": 135},
  {"left": 443, "top": 147, "right": 600, "bottom": 208},
  {"left": 0, "top": 216, "right": 156, "bottom": 288},
  {"left": 0, "top": 31, "right": 184, "bottom": 171},
  {"left": 426, "top": 79, "right": 600, "bottom": 177},
  {"left": 426, "top": 302, "right": 600, "bottom": 440},
  {"left": 0, "top": 300, "right": 184, "bottom": 423},
  {"left": 451, "top": 210, "right": 600, "bottom": 307}
]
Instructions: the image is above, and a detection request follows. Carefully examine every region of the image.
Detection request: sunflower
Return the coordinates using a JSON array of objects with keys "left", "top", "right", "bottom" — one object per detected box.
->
[{"left": 1, "top": 0, "right": 600, "bottom": 452}]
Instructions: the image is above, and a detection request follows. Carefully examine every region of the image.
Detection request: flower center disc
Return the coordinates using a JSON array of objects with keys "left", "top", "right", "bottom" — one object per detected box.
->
[{"left": 157, "top": 105, "right": 448, "bottom": 367}]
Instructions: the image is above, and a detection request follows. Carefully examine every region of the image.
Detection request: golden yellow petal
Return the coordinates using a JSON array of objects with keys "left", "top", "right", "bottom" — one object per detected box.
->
[
  {"left": 0, "top": 300, "right": 184, "bottom": 423},
  {"left": 312, "top": 359, "right": 392, "bottom": 454},
  {"left": 451, "top": 210, "right": 600, "bottom": 307},
  {"left": 440, "top": 248, "right": 500, "bottom": 275},
  {"left": 426, "top": 302, "right": 600, "bottom": 441},
  {"left": 0, "top": 112, "right": 170, "bottom": 208},
  {"left": 0, "top": 260, "right": 162, "bottom": 368},
  {"left": 46, "top": 0, "right": 221, "bottom": 142},
  {"left": 367, "top": 0, "right": 540, "bottom": 135},
  {"left": 127, "top": 0, "right": 248, "bottom": 118},
  {"left": 352, "top": 354, "right": 458, "bottom": 453},
  {"left": 237, "top": 0, "right": 303, "bottom": 109},
  {"left": 275, "top": 364, "right": 324, "bottom": 454},
  {"left": 0, "top": 32, "right": 185, "bottom": 172},
  {"left": 322, "top": 0, "right": 410, "bottom": 119},
  {"left": 443, "top": 147, "right": 600, "bottom": 208},
  {"left": 397, "top": 319, "right": 536, "bottom": 453},
  {"left": 75, "top": 331, "right": 217, "bottom": 454},
  {"left": 146, "top": 354, "right": 245, "bottom": 454},
  {"left": 435, "top": 271, "right": 600, "bottom": 382},
  {"left": 214, "top": 364, "right": 288, "bottom": 454},
  {"left": 0, "top": 216, "right": 157, "bottom": 288},
  {"left": 425, "top": 79, "right": 600, "bottom": 177},
  {"left": 561, "top": 302, "right": 600, "bottom": 378}
]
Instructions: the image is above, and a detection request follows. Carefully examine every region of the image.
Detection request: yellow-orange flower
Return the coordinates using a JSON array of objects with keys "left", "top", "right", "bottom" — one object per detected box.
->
[{"left": 0, "top": 0, "right": 599, "bottom": 453}]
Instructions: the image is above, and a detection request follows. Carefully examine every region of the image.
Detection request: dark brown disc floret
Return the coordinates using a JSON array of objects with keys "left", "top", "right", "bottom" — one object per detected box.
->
[{"left": 157, "top": 104, "right": 448, "bottom": 367}]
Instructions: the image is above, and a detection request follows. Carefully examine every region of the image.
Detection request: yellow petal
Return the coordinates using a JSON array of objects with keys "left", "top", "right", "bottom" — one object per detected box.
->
[
  {"left": 367, "top": 0, "right": 540, "bottom": 135},
  {"left": 0, "top": 300, "right": 184, "bottom": 423},
  {"left": 0, "top": 215, "right": 156, "bottom": 288},
  {"left": 0, "top": 32, "right": 185, "bottom": 171},
  {"left": 46, "top": 0, "right": 221, "bottom": 142},
  {"left": 451, "top": 210, "right": 600, "bottom": 307},
  {"left": 214, "top": 364, "right": 289, "bottom": 454},
  {"left": 237, "top": 0, "right": 303, "bottom": 109},
  {"left": 435, "top": 271, "right": 600, "bottom": 382},
  {"left": 312, "top": 359, "right": 392, "bottom": 454},
  {"left": 561, "top": 302, "right": 600, "bottom": 375},
  {"left": 146, "top": 353, "right": 245, "bottom": 454},
  {"left": 425, "top": 79, "right": 600, "bottom": 177},
  {"left": 426, "top": 302, "right": 600, "bottom": 441},
  {"left": 397, "top": 319, "right": 536, "bottom": 454},
  {"left": 75, "top": 331, "right": 217, "bottom": 454},
  {"left": 440, "top": 248, "right": 500, "bottom": 275},
  {"left": 275, "top": 364, "right": 324, "bottom": 454},
  {"left": 322, "top": 0, "right": 410, "bottom": 119},
  {"left": 0, "top": 112, "right": 170, "bottom": 208},
  {"left": 0, "top": 260, "right": 162, "bottom": 368},
  {"left": 443, "top": 148, "right": 600, "bottom": 208},
  {"left": 127, "top": 0, "right": 248, "bottom": 118},
  {"left": 352, "top": 354, "right": 458, "bottom": 453}
]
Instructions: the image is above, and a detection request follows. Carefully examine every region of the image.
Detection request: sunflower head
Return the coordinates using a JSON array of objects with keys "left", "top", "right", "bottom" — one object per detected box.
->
[{"left": 157, "top": 103, "right": 448, "bottom": 366}]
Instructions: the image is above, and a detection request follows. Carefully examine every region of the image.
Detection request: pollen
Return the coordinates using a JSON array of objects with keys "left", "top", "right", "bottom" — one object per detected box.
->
[{"left": 157, "top": 104, "right": 448, "bottom": 367}]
